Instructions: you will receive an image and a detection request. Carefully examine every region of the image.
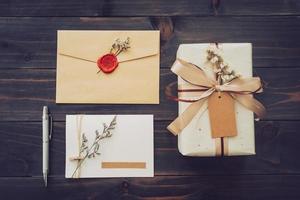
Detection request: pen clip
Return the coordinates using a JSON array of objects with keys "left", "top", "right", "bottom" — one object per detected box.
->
[{"left": 49, "top": 115, "right": 53, "bottom": 140}]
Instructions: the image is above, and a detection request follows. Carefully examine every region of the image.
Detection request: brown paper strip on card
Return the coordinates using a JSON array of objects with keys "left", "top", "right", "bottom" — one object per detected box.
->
[
  {"left": 208, "top": 92, "right": 237, "bottom": 138},
  {"left": 102, "top": 162, "right": 146, "bottom": 169}
]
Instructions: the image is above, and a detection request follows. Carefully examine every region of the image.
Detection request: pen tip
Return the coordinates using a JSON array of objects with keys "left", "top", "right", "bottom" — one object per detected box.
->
[
  {"left": 43, "top": 174, "right": 48, "bottom": 187},
  {"left": 43, "top": 106, "right": 48, "bottom": 113}
]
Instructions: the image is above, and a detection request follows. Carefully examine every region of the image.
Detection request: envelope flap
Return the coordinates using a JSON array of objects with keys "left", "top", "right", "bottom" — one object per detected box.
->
[{"left": 57, "top": 30, "right": 160, "bottom": 63}]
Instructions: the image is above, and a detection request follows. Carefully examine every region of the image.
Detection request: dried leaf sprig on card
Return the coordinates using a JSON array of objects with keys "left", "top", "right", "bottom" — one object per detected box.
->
[
  {"left": 206, "top": 47, "right": 240, "bottom": 84},
  {"left": 71, "top": 116, "right": 117, "bottom": 178}
]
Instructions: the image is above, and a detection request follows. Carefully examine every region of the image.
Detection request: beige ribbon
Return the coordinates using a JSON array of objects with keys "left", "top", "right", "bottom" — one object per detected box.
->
[
  {"left": 167, "top": 59, "right": 266, "bottom": 136},
  {"left": 69, "top": 115, "right": 84, "bottom": 178}
]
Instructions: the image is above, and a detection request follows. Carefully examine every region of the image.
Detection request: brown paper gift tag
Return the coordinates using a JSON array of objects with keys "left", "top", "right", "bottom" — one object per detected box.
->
[{"left": 208, "top": 92, "right": 237, "bottom": 138}]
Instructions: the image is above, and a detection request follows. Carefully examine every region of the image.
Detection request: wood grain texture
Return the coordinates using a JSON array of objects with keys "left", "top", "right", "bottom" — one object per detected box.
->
[
  {"left": 0, "top": 17, "right": 153, "bottom": 69},
  {"left": 0, "top": 68, "right": 299, "bottom": 121},
  {"left": 0, "top": 175, "right": 300, "bottom": 200},
  {"left": 0, "top": 120, "right": 298, "bottom": 177},
  {"left": 1, "top": 16, "right": 300, "bottom": 70},
  {"left": 217, "top": 0, "right": 300, "bottom": 16},
  {"left": 0, "top": 1, "right": 300, "bottom": 199},
  {"left": 0, "top": 0, "right": 300, "bottom": 17},
  {"left": 0, "top": 0, "right": 213, "bottom": 17},
  {"left": 165, "top": 16, "right": 300, "bottom": 68}
]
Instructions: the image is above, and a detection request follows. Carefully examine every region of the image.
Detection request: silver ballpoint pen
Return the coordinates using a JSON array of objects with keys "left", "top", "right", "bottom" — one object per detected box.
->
[{"left": 42, "top": 106, "right": 52, "bottom": 187}]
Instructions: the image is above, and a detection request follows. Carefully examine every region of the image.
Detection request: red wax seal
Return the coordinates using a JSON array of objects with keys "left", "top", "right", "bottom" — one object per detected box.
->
[{"left": 97, "top": 53, "right": 119, "bottom": 73}]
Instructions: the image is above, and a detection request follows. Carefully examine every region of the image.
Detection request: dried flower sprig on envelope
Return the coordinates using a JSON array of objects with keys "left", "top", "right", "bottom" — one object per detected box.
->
[
  {"left": 110, "top": 37, "right": 130, "bottom": 56},
  {"left": 71, "top": 115, "right": 117, "bottom": 178}
]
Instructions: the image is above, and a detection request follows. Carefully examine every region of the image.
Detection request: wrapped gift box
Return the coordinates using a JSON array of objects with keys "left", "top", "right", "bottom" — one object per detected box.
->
[{"left": 175, "top": 43, "right": 255, "bottom": 156}]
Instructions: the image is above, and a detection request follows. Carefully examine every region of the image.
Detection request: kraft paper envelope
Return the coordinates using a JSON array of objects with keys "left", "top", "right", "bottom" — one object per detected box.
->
[
  {"left": 56, "top": 30, "right": 160, "bottom": 104},
  {"left": 65, "top": 115, "right": 154, "bottom": 178}
]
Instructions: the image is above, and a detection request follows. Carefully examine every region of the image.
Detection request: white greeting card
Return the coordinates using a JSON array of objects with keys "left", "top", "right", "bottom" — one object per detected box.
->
[{"left": 65, "top": 115, "right": 154, "bottom": 178}]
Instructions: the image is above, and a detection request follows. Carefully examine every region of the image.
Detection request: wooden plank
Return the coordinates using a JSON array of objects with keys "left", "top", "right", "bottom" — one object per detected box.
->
[
  {"left": 0, "top": 120, "right": 299, "bottom": 177},
  {"left": 1, "top": 0, "right": 300, "bottom": 17},
  {"left": 1, "top": 17, "right": 300, "bottom": 70},
  {"left": 0, "top": 175, "right": 300, "bottom": 200},
  {"left": 167, "top": 16, "right": 300, "bottom": 68},
  {"left": 0, "top": 68, "right": 299, "bottom": 121},
  {"left": 0, "top": 68, "right": 175, "bottom": 121},
  {"left": 0, "top": 17, "right": 153, "bottom": 69},
  {"left": 217, "top": 0, "right": 300, "bottom": 16},
  {"left": 0, "top": 0, "right": 212, "bottom": 17}
]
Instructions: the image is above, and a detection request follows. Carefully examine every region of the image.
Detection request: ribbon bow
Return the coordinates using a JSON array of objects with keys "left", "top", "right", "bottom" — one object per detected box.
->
[{"left": 167, "top": 59, "right": 266, "bottom": 136}]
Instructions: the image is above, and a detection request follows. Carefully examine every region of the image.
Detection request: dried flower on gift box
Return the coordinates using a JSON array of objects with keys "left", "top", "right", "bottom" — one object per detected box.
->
[
  {"left": 70, "top": 115, "right": 117, "bottom": 178},
  {"left": 206, "top": 47, "right": 240, "bottom": 84}
]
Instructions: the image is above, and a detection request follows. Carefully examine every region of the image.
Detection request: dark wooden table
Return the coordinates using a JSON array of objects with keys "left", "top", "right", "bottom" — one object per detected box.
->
[{"left": 0, "top": 0, "right": 300, "bottom": 199}]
